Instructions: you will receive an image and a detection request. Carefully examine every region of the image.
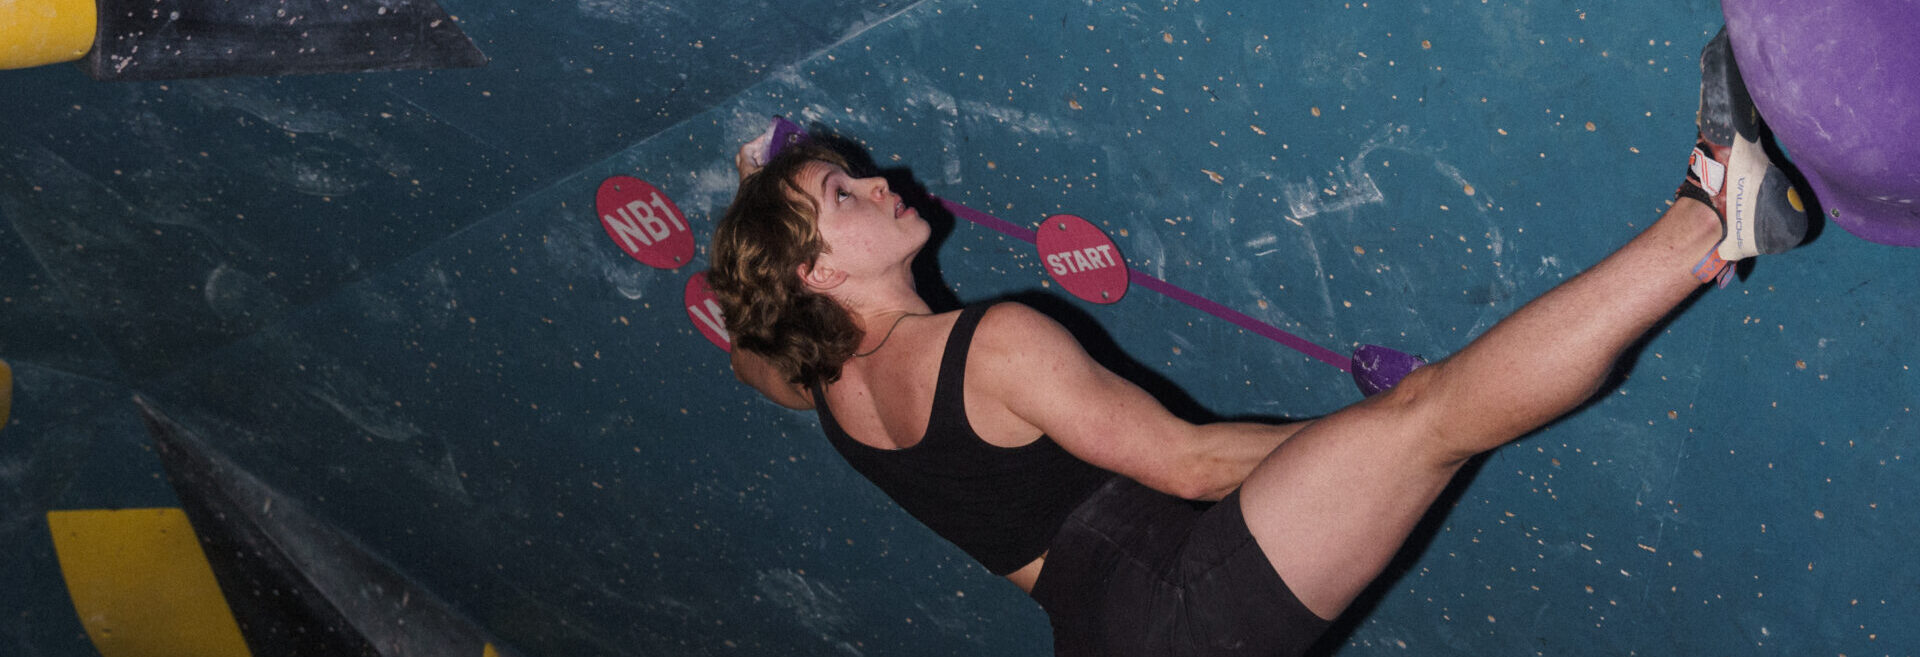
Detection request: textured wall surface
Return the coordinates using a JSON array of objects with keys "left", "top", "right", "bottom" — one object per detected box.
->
[{"left": 3, "top": 0, "right": 1915, "bottom": 655}]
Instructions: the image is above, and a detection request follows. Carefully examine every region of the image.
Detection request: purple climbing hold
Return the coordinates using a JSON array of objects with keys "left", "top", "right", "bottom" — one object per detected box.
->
[
  {"left": 1352, "top": 344, "right": 1426, "bottom": 397},
  {"left": 1721, "top": 1, "right": 1920, "bottom": 247},
  {"left": 765, "top": 116, "right": 808, "bottom": 161}
]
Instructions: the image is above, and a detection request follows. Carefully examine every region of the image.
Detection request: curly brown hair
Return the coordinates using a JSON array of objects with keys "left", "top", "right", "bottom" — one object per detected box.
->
[{"left": 707, "top": 141, "right": 863, "bottom": 385}]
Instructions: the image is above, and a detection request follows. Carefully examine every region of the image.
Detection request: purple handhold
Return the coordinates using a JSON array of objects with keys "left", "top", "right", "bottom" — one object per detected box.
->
[
  {"left": 765, "top": 116, "right": 807, "bottom": 161},
  {"left": 1352, "top": 344, "right": 1426, "bottom": 397}
]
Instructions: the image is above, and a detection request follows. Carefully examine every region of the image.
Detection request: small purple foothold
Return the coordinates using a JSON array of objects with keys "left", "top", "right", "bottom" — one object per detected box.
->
[
  {"left": 1352, "top": 344, "right": 1426, "bottom": 397},
  {"left": 765, "top": 116, "right": 807, "bottom": 161}
]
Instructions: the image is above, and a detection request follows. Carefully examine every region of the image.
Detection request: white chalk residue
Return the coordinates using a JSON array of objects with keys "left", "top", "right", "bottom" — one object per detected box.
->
[
  {"left": 755, "top": 568, "right": 861, "bottom": 655},
  {"left": 311, "top": 387, "right": 422, "bottom": 443},
  {"left": 1165, "top": 330, "right": 1196, "bottom": 354},
  {"left": 1296, "top": 228, "right": 1337, "bottom": 326},
  {"left": 1128, "top": 227, "right": 1169, "bottom": 281},
  {"left": 406, "top": 448, "right": 471, "bottom": 504},
  {"left": 182, "top": 79, "right": 413, "bottom": 194},
  {"left": 769, "top": 66, "right": 808, "bottom": 90},
  {"left": 1283, "top": 124, "right": 1409, "bottom": 220},
  {"left": 183, "top": 80, "right": 349, "bottom": 135},
  {"left": 756, "top": 568, "right": 850, "bottom": 628},
  {"left": 1430, "top": 158, "right": 1505, "bottom": 251},
  {"left": 540, "top": 204, "right": 657, "bottom": 301},
  {"left": 204, "top": 263, "right": 291, "bottom": 328},
  {"left": 681, "top": 160, "right": 745, "bottom": 217},
  {"left": 256, "top": 155, "right": 367, "bottom": 197},
  {"left": 1282, "top": 162, "right": 1383, "bottom": 220},
  {"left": 905, "top": 85, "right": 959, "bottom": 117},
  {"left": 958, "top": 100, "right": 1071, "bottom": 137},
  {"left": 1535, "top": 256, "right": 1564, "bottom": 279},
  {"left": 6, "top": 145, "right": 142, "bottom": 248},
  {"left": 909, "top": 596, "right": 976, "bottom": 636},
  {"left": 816, "top": 2, "right": 925, "bottom": 56},
  {"left": 576, "top": 0, "right": 684, "bottom": 24},
  {"left": 350, "top": 261, "right": 447, "bottom": 331},
  {"left": 798, "top": 100, "right": 883, "bottom": 132},
  {"left": 1430, "top": 156, "right": 1518, "bottom": 330}
]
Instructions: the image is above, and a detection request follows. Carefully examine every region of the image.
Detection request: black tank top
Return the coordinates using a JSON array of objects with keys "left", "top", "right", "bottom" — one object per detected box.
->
[{"left": 811, "top": 303, "right": 1115, "bottom": 575}]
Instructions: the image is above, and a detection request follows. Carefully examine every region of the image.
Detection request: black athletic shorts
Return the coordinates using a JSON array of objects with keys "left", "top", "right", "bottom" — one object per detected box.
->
[{"left": 1031, "top": 478, "right": 1331, "bottom": 657}]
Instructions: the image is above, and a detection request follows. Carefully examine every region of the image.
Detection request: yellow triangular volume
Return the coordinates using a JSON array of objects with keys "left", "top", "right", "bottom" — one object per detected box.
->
[{"left": 46, "top": 508, "right": 253, "bottom": 657}]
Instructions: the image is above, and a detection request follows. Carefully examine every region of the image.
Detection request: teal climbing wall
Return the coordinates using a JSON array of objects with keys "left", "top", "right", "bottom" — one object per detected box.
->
[{"left": 3, "top": 0, "right": 1915, "bottom": 655}]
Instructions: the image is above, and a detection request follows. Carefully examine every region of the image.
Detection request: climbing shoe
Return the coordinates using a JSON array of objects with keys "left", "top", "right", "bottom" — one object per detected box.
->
[{"left": 1679, "top": 28, "right": 1809, "bottom": 286}]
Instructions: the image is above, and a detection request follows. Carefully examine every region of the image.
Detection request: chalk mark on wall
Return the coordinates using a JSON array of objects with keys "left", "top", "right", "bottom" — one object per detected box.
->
[{"left": 1283, "top": 160, "right": 1383, "bottom": 220}]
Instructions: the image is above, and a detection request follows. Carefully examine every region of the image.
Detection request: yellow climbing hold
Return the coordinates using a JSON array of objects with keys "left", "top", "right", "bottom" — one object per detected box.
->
[
  {"left": 46, "top": 508, "right": 253, "bottom": 657},
  {"left": 1788, "top": 186, "right": 1805, "bottom": 212},
  {"left": 0, "top": 0, "right": 97, "bottom": 70}
]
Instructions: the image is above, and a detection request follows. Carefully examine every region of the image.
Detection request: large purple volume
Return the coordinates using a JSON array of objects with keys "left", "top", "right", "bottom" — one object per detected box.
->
[{"left": 1722, "top": 2, "right": 1920, "bottom": 246}]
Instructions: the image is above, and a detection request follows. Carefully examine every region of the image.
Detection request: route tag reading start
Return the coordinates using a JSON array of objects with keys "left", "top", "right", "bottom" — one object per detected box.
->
[
  {"left": 597, "top": 176, "right": 694, "bottom": 270},
  {"left": 1036, "top": 214, "right": 1128, "bottom": 304}
]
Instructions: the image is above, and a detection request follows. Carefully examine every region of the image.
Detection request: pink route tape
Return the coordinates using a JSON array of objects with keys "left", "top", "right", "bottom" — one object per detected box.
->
[{"left": 937, "top": 198, "right": 1352, "bottom": 373}]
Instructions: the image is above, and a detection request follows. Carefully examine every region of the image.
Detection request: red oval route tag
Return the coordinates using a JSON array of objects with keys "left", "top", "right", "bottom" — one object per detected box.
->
[
  {"left": 597, "top": 176, "right": 694, "bottom": 270},
  {"left": 684, "top": 272, "right": 731, "bottom": 352},
  {"left": 1036, "top": 214, "right": 1128, "bottom": 304}
]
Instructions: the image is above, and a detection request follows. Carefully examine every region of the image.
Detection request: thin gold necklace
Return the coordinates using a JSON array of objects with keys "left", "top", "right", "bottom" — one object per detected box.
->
[{"left": 853, "top": 313, "right": 920, "bottom": 357}]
